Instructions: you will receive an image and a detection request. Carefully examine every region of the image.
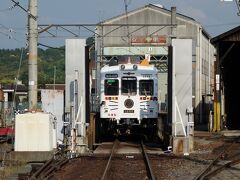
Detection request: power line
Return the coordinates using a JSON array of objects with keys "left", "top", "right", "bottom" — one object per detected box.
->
[
  {"left": 0, "top": 2, "right": 18, "bottom": 12},
  {"left": 0, "top": 24, "right": 16, "bottom": 33},
  {"left": 0, "top": 31, "right": 11, "bottom": 38},
  {"left": 235, "top": 0, "right": 240, "bottom": 15},
  {"left": 0, "top": 30, "right": 22, "bottom": 43},
  {"left": 0, "top": 24, "right": 25, "bottom": 43},
  {"left": 10, "top": 0, "right": 37, "bottom": 20}
]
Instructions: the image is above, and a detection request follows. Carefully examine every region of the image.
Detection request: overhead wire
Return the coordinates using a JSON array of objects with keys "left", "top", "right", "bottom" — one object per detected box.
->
[
  {"left": 0, "top": 23, "right": 27, "bottom": 46},
  {"left": 10, "top": 0, "right": 37, "bottom": 20},
  {"left": 235, "top": 0, "right": 240, "bottom": 15},
  {"left": 0, "top": 3, "right": 17, "bottom": 12},
  {"left": 0, "top": 30, "right": 22, "bottom": 43}
]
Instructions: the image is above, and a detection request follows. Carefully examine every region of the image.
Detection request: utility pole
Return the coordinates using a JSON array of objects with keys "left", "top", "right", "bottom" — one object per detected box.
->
[
  {"left": 236, "top": 0, "right": 240, "bottom": 15},
  {"left": 28, "top": 0, "right": 38, "bottom": 110}
]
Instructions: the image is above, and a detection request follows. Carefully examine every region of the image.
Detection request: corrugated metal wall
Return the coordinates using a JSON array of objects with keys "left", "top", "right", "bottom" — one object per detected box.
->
[{"left": 41, "top": 89, "right": 64, "bottom": 142}]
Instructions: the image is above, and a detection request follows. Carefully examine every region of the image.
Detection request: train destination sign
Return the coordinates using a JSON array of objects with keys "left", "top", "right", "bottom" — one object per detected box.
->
[{"left": 105, "top": 74, "right": 118, "bottom": 78}]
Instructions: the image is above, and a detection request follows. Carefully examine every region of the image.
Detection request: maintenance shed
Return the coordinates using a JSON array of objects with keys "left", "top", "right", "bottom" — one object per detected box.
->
[
  {"left": 95, "top": 4, "right": 215, "bottom": 128},
  {"left": 211, "top": 25, "right": 240, "bottom": 130}
]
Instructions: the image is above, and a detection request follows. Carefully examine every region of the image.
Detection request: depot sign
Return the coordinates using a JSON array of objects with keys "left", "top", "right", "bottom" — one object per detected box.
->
[{"left": 130, "top": 36, "right": 167, "bottom": 45}]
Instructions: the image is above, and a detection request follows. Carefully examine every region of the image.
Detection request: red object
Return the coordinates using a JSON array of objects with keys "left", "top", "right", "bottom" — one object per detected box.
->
[
  {"left": 0, "top": 127, "right": 14, "bottom": 136},
  {"left": 131, "top": 36, "right": 167, "bottom": 44}
]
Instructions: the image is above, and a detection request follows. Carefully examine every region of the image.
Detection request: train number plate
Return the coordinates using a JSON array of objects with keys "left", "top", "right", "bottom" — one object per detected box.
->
[{"left": 124, "top": 110, "right": 134, "bottom": 113}]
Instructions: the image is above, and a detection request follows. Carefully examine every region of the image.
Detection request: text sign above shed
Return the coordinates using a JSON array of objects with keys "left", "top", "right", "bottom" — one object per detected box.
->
[{"left": 130, "top": 36, "right": 167, "bottom": 45}]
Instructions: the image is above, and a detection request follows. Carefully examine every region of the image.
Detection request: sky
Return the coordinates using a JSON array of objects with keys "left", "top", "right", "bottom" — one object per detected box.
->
[{"left": 0, "top": 0, "right": 239, "bottom": 49}]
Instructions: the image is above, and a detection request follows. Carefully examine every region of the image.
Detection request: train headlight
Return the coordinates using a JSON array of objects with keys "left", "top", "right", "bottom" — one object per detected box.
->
[
  {"left": 133, "top": 64, "right": 137, "bottom": 70},
  {"left": 120, "top": 64, "right": 125, "bottom": 70}
]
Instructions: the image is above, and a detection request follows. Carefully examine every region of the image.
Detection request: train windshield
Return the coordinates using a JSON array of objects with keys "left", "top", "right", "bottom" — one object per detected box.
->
[
  {"left": 139, "top": 80, "right": 154, "bottom": 96},
  {"left": 121, "top": 77, "right": 137, "bottom": 95},
  {"left": 104, "top": 79, "right": 119, "bottom": 95}
]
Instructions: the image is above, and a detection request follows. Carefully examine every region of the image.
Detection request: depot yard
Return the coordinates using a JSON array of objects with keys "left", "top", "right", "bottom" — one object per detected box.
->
[{"left": 0, "top": 131, "right": 239, "bottom": 179}]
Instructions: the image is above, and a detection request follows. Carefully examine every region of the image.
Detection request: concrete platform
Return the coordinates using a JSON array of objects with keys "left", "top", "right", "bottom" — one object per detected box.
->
[
  {"left": 94, "top": 142, "right": 163, "bottom": 154},
  {"left": 220, "top": 130, "right": 240, "bottom": 137},
  {"left": 194, "top": 131, "right": 213, "bottom": 137},
  {"left": 9, "top": 151, "right": 54, "bottom": 162}
]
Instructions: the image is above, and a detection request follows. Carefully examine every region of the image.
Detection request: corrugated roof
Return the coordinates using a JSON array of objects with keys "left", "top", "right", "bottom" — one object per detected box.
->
[
  {"left": 97, "top": 3, "right": 212, "bottom": 39},
  {"left": 2, "top": 84, "right": 27, "bottom": 92},
  {"left": 99, "top": 3, "right": 196, "bottom": 24},
  {"left": 211, "top": 25, "right": 240, "bottom": 44}
]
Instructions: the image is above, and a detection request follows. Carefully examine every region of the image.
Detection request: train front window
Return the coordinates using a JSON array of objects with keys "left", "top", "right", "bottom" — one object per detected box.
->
[
  {"left": 104, "top": 79, "right": 119, "bottom": 95},
  {"left": 121, "top": 77, "right": 137, "bottom": 95},
  {"left": 139, "top": 80, "right": 154, "bottom": 96}
]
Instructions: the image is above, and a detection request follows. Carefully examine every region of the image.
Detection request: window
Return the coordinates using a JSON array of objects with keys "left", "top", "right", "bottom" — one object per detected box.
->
[
  {"left": 139, "top": 80, "right": 154, "bottom": 96},
  {"left": 104, "top": 79, "right": 119, "bottom": 95},
  {"left": 121, "top": 77, "right": 137, "bottom": 95}
]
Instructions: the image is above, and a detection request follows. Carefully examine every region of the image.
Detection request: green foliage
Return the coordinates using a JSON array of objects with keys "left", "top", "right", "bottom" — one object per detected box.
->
[{"left": 0, "top": 47, "right": 65, "bottom": 87}]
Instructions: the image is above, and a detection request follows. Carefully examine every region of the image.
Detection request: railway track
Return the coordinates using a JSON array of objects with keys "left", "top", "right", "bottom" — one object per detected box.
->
[
  {"left": 101, "top": 139, "right": 156, "bottom": 180},
  {"left": 29, "top": 157, "right": 69, "bottom": 180},
  {"left": 13, "top": 132, "right": 240, "bottom": 179},
  {"left": 194, "top": 140, "right": 240, "bottom": 180}
]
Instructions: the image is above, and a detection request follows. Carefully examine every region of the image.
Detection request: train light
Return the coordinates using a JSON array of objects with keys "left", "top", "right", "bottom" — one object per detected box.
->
[
  {"left": 133, "top": 64, "right": 138, "bottom": 70},
  {"left": 120, "top": 64, "right": 125, "bottom": 70},
  {"left": 112, "top": 97, "right": 118, "bottom": 100}
]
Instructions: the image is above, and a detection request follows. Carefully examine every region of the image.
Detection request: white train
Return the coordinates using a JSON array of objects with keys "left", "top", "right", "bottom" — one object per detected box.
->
[{"left": 100, "top": 58, "right": 159, "bottom": 133}]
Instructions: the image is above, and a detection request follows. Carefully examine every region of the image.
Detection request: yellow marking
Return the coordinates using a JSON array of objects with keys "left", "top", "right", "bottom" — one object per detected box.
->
[
  {"left": 213, "top": 102, "right": 221, "bottom": 132},
  {"left": 140, "top": 59, "right": 150, "bottom": 66}
]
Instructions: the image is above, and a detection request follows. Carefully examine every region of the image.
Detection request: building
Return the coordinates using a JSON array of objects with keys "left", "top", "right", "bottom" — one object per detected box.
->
[
  {"left": 95, "top": 4, "right": 215, "bottom": 128},
  {"left": 0, "top": 83, "right": 28, "bottom": 126},
  {"left": 211, "top": 25, "right": 240, "bottom": 131}
]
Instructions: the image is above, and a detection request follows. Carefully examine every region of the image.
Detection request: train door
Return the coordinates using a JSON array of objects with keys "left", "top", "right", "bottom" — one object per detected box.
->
[{"left": 119, "top": 76, "right": 140, "bottom": 124}]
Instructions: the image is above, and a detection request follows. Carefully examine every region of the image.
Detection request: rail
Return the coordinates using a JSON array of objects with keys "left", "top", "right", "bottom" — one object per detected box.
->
[
  {"left": 100, "top": 138, "right": 156, "bottom": 180},
  {"left": 30, "top": 157, "right": 68, "bottom": 179},
  {"left": 101, "top": 139, "right": 119, "bottom": 180},
  {"left": 194, "top": 141, "right": 239, "bottom": 180},
  {"left": 141, "top": 140, "right": 156, "bottom": 180}
]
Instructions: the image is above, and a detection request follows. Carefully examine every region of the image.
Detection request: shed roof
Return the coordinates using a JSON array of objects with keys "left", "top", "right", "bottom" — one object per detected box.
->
[
  {"left": 99, "top": 3, "right": 211, "bottom": 38},
  {"left": 100, "top": 4, "right": 196, "bottom": 24},
  {"left": 2, "top": 84, "right": 27, "bottom": 92},
  {"left": 211, "top": 26, "right": 240, "bottom": 44}
]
